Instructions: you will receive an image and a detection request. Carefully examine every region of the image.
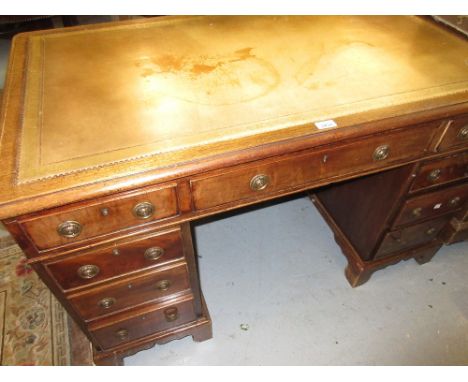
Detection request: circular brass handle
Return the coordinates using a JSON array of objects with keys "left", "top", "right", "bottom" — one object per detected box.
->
[
  {"left": 449, "top": 196, "right": 461, "bottom": 207},
  {"left": 458, "top": 125, "right": 468, "bottom": 140},
  {"left": 144, "top": 247, "right": 165, "bottom": 261},
  {"left": 412, "top": 207, "right": 423, "bottom": 217},
  {"left": 372, "top": 145, "right": 390, "bottom": 161},
  {"left": 115, "top": 328, "right": 129, "bottom": 340},
  {"left": 98, "top": 297, "right": 116, "bottom": 309},
  {"left": 132, "top": 201, "right": 155, "bottom": 219},
  {"left": 156, "top": 279, "right": 171, "bottom": 291},
  {"left": 426, "top": 227, "right": 437, "bottom": 236},
  {"left": 390, "top": 234, "right": 404, "bottom": 244},
  {"left": 164, "top": 307, "right": 179, "bottom": 322},
  {"left": 250, "top": 174, "right": 270, "bottom": 191},
  {"left": 57, "top": 221, "right": 82, "bottom": 238},
  {"left": 77, "top": 264, "right": 100, "bottom": 279},
  {"left": 427, "top": 169, "right": 441, "bottom": 182}
]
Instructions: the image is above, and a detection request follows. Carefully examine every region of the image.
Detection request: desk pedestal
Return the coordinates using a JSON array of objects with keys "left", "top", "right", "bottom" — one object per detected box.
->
[{"left": 311, "top": 153, "right": 467, "bottom": 287}]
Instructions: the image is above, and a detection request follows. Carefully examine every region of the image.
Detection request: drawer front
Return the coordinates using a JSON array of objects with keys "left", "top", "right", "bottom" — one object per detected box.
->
[
  {"left": 410, "top": 152, "right": 468, "bottom": 193},
  {"left": 440, "top": 218, "right": 468, "bottom": 244},
  {"left": 437, "top": 115, "right": 468, "bottom": 152},
  {"left": 191, "top": 122, "right": 438, "bottom": 210},
  {"left": 393, "top": 183, "right": 468, "bottom": 227},
  {"left": 453, "top": 205, "right": 468, "bottom": 222},
  {"left": 90, "top": 295, "right": 196, "bottom": 350},
  {"left": 69, "top": 263, "right": 191, "bottom": 321},
  {"left": 19, "top": 184, "right": 179, "bottom": 250},
  {"left": 375, "top": 217, "right": 449, "bottom": 260},
  {"left": 45, "top": 228, "right": 184, "bottom": 291}
]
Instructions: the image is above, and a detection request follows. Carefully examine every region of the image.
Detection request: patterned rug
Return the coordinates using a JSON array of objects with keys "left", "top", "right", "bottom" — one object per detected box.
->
[{"left": 0, "top": 241, "right": 93, "bottom": 365}]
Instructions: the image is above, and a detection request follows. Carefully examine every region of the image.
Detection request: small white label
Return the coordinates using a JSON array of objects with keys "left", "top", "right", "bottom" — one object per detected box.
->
[
  {"left": 315, "top": 119, "right": 337, "bottom": 130},
  {"left": 433, "top": 203, "right": 442, "bottom": 210}
]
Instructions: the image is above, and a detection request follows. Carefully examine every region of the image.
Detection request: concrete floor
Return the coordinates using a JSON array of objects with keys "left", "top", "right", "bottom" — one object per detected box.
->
[{"left": 0, "top": 21, "right": 468, "bottom": 366}]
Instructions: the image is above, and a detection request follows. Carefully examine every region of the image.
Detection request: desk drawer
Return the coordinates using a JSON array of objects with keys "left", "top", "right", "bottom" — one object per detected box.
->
[
  {"left": 410, "top": 153, "right": 468, "bottom": 193},
  {"left": 453, "top": 204, "right": 468, "bottom": 222},
  {"left": 19, "top": 184, "right": 179, "bottom": 250},
  {"left": 393, "top": 183, "right": 468, "bottom": 227},
  {"left": 375, "top": 217, "right": 449, "bottom": 260},
  {"left": 440, "top": 217, "right": 468, "bottom": 244},
  {"left": 437, "top": 115, "right": 468, "bottom": 152},
  {"left": 90, "top": 294, "right": 196, "bottom": 350},
  {"left": 45, "top": 227, "right": 184, "bottom": 291},
  {"left": 69, "top": 263, "right": 191, "bottom": 321},
  {"left": 191, "top": 123, "right": 438, "bottom": 210}
]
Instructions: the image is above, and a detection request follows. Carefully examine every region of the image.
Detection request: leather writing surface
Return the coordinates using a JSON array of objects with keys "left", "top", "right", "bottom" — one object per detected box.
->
[{"left": 16, "top": 16, "right": 468, "bottom": 183}]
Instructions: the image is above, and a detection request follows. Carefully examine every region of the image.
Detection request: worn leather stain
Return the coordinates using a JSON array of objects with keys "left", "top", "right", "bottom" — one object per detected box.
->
[
  {"left": 135, "top": 48, "right": 280, "bottom": 106},
  {"left": 296, "top": 40, "right": 380, "bottom": 90},
  {"left": 190, "top": 63, "right": 217, "bottom": 74}
]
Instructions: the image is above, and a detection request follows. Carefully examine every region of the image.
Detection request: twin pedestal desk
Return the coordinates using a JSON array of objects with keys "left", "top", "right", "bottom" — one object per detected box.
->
[{"left": 0, "top": 16, "right": 467, "bottom": 365}]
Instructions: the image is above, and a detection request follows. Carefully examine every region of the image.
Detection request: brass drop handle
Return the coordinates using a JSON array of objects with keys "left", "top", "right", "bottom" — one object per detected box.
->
[
  {"left": 57, "top": 221, "right": 82, "bottom": 238},
  {"left": 156, "top": 279, "right": 171, "bottom": 291},
  {"left": 390, "top": 231, "right": 404, "bottom": 243},
  {"left": 132, "top": 201, "right": 155, "bottom": 219},
  {"left": 144, "top": 247, "right": 165, "bottom": 261},
  {"left": 427, "top": 169, "right": 441, "bottom": 182},
  {"left": 164, "top": 307, "right": 179, "bottom": 322},
  {"left": 250, "top": 174, "right": 270, "bottom": 191},
  {"left": 373, "top": 145, "right": 390, "bottom": 161},
  {"left": 426, "top": 227, "right": 437, "bottom": 236},
  {"left": 458, "top": 125, "right": 468, "bottom": 140},
  {"left": 77, "top": 264, "right": 100, "bottom": 279},
  {"left": 449, "top": 196, "right": 461, "bottom": 207},
  {"left": 98, "top": 297, "right": 116, "bottom": 309},
  {"left": 115, "top": 328, "right": 129, "bottom": 340},
  {"left": 412, "top": 207, "right": 422, "bottom": 217}
]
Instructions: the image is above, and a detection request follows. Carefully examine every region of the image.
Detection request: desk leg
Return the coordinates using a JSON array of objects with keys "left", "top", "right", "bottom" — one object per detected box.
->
[{"left": 310, "top": 193, "right": 443, "bottom": 287}]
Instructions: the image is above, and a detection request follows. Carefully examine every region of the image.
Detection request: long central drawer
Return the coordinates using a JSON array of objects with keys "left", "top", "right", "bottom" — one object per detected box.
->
[{"left": 191, "top": 122, "right": 438, "bottom": 211}]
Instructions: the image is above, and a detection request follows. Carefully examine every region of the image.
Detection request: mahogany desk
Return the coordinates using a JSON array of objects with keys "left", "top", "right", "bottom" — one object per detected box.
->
[{"left": 0, "top": 16, "right": 467, "bottom": 365}]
